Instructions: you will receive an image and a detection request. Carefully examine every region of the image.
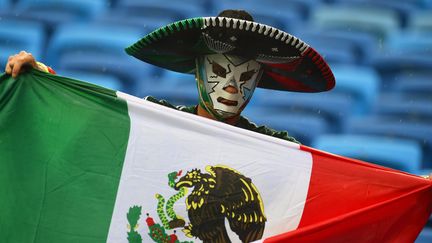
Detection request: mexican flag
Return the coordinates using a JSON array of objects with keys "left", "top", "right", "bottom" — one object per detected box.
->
[{"left": 1, "top": 69, "right": 431, "bottom": 243}]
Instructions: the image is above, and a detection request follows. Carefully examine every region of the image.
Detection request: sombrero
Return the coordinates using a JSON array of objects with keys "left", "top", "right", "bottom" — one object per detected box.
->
[{"left": 125, "top": 10, "right": 335, "bottom": 92}]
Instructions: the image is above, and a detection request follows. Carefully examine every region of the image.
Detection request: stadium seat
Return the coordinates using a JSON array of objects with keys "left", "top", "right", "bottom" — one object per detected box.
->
[
  {"left": 92, "top": 13, "right": 165, "bottom": 34},
  {"left": 0, "top": 19, "right": 45, "bottom": 66},
  {"left": 218, "top": 0, "right": 320, "bottom": 20},
  {"left": 57, "top": 52, "right": 154, "bottom": 95},
  {"left": 369, "top": 52, "right": 432, "bottom": 85},
  {"left": 331, "top": 0, "right": 418, "bottom": 27},
  {"left": 116, "top": 0, "right": 206, "bottom": 21},
  {"left": 293, "top": 33, "right": 358, "bottom": 64},
  {"left": 373, "top": 93, "right": 432, "bottom": 121},
  {"left": 344, "top": 116, "right": 432, "bottom": 168},
  {"left": 253, "top": 90, "right": 355, "bottom": 133},
  {"left": 137, "top": 70, "right": 197, "bottom": 99},
  {"left": 311, "top": 5, "right": 400, "bottom": 40},
  {"left": 215, "top": 0, "right": 309, "bottom": 30},
  {"left": 386, "top": 31, "right": 432, "bottom": 55},
  {"left": 242, "top": 110, "right": 328, "bottom": 145},
  {"left": 290, "top": 26, "right": 378, "bottom": 64},
  {"left": 330, "top": 64, "right": 380, "bottom": 115},
  {"left": 312, "top": 134, "right": 422, "bottom": 174},
  {"left": 108, "top": 0, "right": 207, "bottom": 44},
  {"left": 0, "top": 0, "right": 10, "bottom": 8},
  {"left": 45, "top": 24, "right": 143, "bottom": 66},
  {"left": 392, "top": 72, "right": 432, "bottom": 99},
  {"left": 161, "top": 71, "right": 196, "bottom": 88},
  {"left": 56, "top": 69, "right": 124, "bottom": 92},
  {"left": 408, "top": 10, "right": 432, "bottom": 33},
  {"left": 416, "top": 228, "right": 432, "bottom": 243},
  {"left": 14, "top": 0, "right": 108, "bottom": 28},
  {"left": 141, "top": 85, "right": 198, "bottom": 107}
]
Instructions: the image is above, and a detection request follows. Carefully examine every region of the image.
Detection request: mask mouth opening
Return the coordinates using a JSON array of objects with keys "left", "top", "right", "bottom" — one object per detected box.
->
[{"left": 217, "top": 97, "right": 238, "bottom": 106}]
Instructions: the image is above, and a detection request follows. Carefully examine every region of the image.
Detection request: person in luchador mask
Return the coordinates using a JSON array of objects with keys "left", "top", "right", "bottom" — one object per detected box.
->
[{"left": 5, "top": 10, "right": 335, "bottom": 143}]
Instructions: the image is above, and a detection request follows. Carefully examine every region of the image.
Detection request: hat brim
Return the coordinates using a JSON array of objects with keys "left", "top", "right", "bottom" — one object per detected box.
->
[{"left": 125, "top": 17, "right": 335, "bottom": 92}]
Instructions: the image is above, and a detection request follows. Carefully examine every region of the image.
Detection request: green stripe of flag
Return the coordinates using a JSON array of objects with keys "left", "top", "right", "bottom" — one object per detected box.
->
[{"left": 0, "top": 69, "right": 130, "bottom": 243}]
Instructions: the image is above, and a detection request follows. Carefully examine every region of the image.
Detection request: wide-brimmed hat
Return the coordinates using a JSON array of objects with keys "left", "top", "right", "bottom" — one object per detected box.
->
[{"left": 126, "top": 10, "right": 335, "bottom": 92}]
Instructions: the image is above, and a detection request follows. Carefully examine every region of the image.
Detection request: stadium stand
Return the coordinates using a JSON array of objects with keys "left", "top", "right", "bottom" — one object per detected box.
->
[
  {"left": 408, "top": 10, "right": 432, "bottom": 33},
  {"left": 0, "top": 19, "right": 45, "bottom": 67},
  {"left": 0, "top": 0, "right": 10, "bottom": 8},
  {"left": 416, "top": 228, "right": 432, "bottom": 243},
  {"left": 56, "top": 69, "right": 124, "bottom": 92},
  {"left": 372, "top": 93, "right": 432, "bottom": 122},
  {"left": 310, "top": 5, "right": 400, "bottom": 40},
  {"left": 330, "top": 64, "right": 380, "bottom": 115},
  {"left": 12, "top": 0, "right": 108, "bottom": 30},
  {"left": 344, "top": 116, "right": 432, "bottom": 169},
  {"left": 254, "top": 90, "right": 354, "bottom": 134},
  {"left": 312, "top": 134, "right": 422, "bottom": 174},
  {"left": 392, "top": 72, "right": 432, "bottom": 99}
]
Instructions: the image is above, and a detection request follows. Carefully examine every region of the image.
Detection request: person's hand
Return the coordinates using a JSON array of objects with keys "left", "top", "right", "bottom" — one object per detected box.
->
[{"left": 5, "top": 51, "right": 38, "bottom": 78}]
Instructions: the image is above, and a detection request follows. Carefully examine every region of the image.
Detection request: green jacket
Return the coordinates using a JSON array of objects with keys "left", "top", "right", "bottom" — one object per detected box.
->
[{"left": 144, "top": 96, "right": 300, "bottom": 144}]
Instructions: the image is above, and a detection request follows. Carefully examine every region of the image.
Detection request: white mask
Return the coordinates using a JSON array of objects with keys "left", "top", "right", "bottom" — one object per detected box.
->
[{"left": 196, "top": 54, "right": 263, "bottom": 119}]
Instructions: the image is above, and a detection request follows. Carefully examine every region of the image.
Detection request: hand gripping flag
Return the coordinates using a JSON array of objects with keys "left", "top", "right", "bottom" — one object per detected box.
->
[{"left": 1, "top": 69, "right": 431, "bottom": 243}]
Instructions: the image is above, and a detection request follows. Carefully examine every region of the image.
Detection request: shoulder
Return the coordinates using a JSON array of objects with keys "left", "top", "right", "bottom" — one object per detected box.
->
[{"left": 237, "top": 116, "right": 300, "bottom": 144}]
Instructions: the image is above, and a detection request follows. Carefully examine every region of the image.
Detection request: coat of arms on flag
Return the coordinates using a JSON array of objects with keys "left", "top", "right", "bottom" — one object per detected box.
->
[{"left": 126, "top": 165, "right": 267, "bottom": 243}]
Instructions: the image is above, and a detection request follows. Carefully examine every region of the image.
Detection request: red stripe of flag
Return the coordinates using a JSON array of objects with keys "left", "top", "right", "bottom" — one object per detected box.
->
[{"left": 265, "top": 145, "right": 432, "bottom": 242}]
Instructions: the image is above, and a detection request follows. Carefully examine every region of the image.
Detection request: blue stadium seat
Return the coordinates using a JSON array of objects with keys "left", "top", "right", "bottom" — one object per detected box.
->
[
  {"left": 386, "top": 31, "right": 432, "bottom": 55},
  {"left": 116, "top": 0, "right": 206, "bottom": 21},
  {"left": 330, "top": 64, "right": 380, "bottom": 115},
  {"left": 416, "top": 228, "right": 432, "bottom": 243},
  {"left": 331, "top": 0, "right": 418, "bottom": 27},
  {"left": 56, "top": 69, "right": 124, "bottom": 92},
  {"left": 369, "top": 52, "right": 432, "bottom": 85},
  {"left": 290, "top": 26, "right": 378, "bottom": 64},
  {"left": 372, "top": 93, "right": 432, "bottom": 121},
  {"left": 408, "top": 10, "right": 432, "bottom": 33},
  {"left": 57, "top": 52, "right": 154, "bottom": 95},
  {"left": 141, "top": 85, "right": 198, "bottom": 106},
  {"left": 344, "top": 116, "right": 432, "bottom": 168},
  {"left": 293, "top": 33, "right": 358, "bottom": 64},
  {"left": 161, "top": 71, "right": 196, "bottom": 88},
  {"left": 92, "top": 13, "right": 165, "bottom": 34},
  {"left": 0, "top": 0, "right": 10, "bottom": 8},
  {"left": 0, "top": 19, "right": 45, "bottom": 66},
  {"left": 253, "top": 90, "right": 355, "bottom": 133},
  {"left": 312, "top": 134, "right": 422, "bottom": 174},
  {"left": 14, "top": 0, "right": 108, "bottom": 28},
  {"left": 392, "top": 72, "right": 432, "bottom": 99},
  {"left": 215, "top": 0, "right": 309, "bottom": 30},
  {"left": 139, "top": 70, "right": 196, "bottom": 98},
  {"left": 218, "top": 0, "right": 321, "bottom": 20},
  {"left": 45, "top": 24, "right": 143, "bottom": 66},
  {"left": 311, "top": 5, "right": 400, "bottom": 40},
  {"left": 242, "top": 110, "right": 328, "bottom": 145}
]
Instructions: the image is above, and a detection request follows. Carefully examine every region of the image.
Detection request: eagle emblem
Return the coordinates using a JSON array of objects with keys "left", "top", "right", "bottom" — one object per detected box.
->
[{"left": 174, "top": 165, "right": 266, "bottom": 243}]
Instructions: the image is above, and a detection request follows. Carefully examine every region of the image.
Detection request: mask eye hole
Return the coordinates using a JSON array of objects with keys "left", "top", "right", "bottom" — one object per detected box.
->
[
  {"left": 212, "top": 62, "right": 227, "bottom": 78},
  {"left": 239, "top": 70, "right": 256, "bottom": 81}
]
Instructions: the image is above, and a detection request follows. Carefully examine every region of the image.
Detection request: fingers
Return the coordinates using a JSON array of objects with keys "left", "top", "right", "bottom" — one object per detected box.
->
[
  {"left": 5, "top": 55, "right": 16, "bottom": 74},
  {"left": 5, "top": 51, "right": 37, "bottom": 78},
  {"left": 11, "top": 61, "right": 24, "bottom": 78}
]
